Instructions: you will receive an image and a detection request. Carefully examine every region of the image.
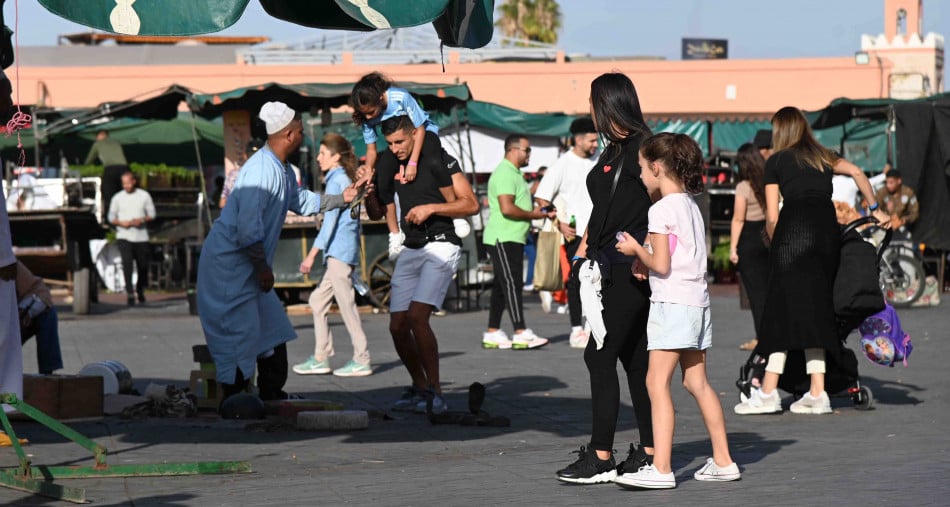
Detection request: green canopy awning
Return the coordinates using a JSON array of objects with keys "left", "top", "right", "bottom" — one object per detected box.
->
[
  {"left": 189, "top": 81, "right": 472, "bottom": 119},
  {"left": 2, "top": 115, "right": 225, "bottom": 167},
  {"left": 38, "top": 0, "right": 494, "bottom": 49}
]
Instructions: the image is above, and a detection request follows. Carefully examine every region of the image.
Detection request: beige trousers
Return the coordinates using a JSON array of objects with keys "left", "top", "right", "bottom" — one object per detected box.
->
[{"left": 309, "top": 257, "right": 370, "bottom": 365}]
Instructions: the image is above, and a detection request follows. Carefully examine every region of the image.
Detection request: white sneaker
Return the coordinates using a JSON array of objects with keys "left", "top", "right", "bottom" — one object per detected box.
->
[
  {"left": 789, "top": 391, "right": 832, "bottom": 414},
  {"left": 482, "top": 329, "right": 512, "bottom": 349},
  {"left": 511, "top": 329, "right": 549, "bottom": 350},
  {"left": 693, "top": 458, "right": 741, "bottom": 482},
  {"left": 734, "top": 388, "right": 782, "bottom": 415},
  {"left": 569, "top": 328, "right": 589, "bottom": 349},
  {"left": 539, "top": 291, "right": 553, "bottom": 313},
  {"left": 556, "top": 304, "right": 568, "bottom": 315},
  {"left": 614, "top": 464, "right": 676, "bottom": 490}
]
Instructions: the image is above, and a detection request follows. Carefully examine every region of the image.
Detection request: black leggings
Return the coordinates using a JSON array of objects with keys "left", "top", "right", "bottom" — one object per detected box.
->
[
  {"left": 487, "top": 241, "right": 526, "bottom": 330},
  {"left": 584, "top": 263, "right": 653, "bottom": 452},
  {"left": 737, "top": 220, "right": 769, "bottom": 337}
]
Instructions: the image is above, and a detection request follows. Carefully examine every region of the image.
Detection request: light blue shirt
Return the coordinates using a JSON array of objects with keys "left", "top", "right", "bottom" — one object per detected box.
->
[
  {"left": 313, "top": 167, "right": 360, "bottom": 267},
  {"left": 361, "top": 86, "right": 439, "bottom": 145},
  {"left": 197, "top": 147, "right": 323, "bottom": 384}
]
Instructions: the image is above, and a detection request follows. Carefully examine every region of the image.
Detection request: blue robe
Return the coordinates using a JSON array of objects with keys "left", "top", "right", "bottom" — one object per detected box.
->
[{"left": 197, "top": 147, "right": 322, "bottom": 384}]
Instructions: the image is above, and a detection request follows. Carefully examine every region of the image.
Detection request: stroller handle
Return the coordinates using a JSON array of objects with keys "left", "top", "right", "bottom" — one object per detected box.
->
[{"left": 841, "top": 216, "right": 893, "bottom": 262}]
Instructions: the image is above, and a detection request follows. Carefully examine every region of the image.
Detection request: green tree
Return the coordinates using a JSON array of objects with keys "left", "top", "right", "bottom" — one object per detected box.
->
[{"left": 495, "top": 0, "right": 562, "bottom": 45}]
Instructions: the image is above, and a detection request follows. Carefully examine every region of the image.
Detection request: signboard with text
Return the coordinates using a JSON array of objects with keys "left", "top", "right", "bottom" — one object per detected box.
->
[{"left": 682, "top": 38, "right": 728, "bottom": 60}]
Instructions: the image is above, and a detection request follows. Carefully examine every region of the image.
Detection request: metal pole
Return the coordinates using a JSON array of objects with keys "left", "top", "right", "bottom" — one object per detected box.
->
[{"left": 188, "top": 111, "right": 212, "bottom": 243}]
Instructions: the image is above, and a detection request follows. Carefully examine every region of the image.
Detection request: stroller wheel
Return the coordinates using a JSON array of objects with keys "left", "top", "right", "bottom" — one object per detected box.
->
[{"left": 854, "top": 385, "right": 874, "bottom": 410}]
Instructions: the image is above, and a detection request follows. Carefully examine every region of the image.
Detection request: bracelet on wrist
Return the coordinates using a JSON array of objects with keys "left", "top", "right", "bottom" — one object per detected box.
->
[
  {"left": 407, "top": 160, "right": 418, "bottom": 167},
  {"left": 571, "top": 256, "right": 584, "bottom": 262},
  {"left": 868, "top": 202, "right": 879, "bottom": 211}
]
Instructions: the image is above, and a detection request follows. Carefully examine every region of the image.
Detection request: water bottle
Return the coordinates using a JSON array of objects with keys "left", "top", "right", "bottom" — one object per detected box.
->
[
  {"left": 568, "top": 215, "right": 577, "bottom": 243},
  {"left": 351, "top": 272, "right": 370, "bottom": 296}
]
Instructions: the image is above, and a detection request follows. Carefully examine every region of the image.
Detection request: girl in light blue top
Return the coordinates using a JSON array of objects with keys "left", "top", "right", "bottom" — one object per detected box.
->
[{"left": 293, "top": 133, "right": 372, "bottom": 378}]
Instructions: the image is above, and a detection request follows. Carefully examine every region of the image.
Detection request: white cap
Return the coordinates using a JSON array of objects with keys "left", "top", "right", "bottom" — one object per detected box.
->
[{"left": 259, "top": 101, "right": 296, "bottom": 135}]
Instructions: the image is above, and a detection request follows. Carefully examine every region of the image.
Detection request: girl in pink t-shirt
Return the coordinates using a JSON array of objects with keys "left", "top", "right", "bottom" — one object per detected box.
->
[{"left": 613, "top": 133, "right": 740, "bottom": 490}]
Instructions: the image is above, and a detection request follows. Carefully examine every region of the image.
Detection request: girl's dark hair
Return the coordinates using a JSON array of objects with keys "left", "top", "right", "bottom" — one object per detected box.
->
[
  {"left": 640, "top": 132, "right": 705, "bottom": 194},
  {"left": 736, "top": 142, "right": 767, "bottom": 210},
  {"left": 350, "top": 72, "right": 393, "bottom": 126},
  {"left": 321, "top": 132, "right": 358, "bottom": 182},
  {"left": 589, "top": 72, "right": 651, "bottom": 146}
]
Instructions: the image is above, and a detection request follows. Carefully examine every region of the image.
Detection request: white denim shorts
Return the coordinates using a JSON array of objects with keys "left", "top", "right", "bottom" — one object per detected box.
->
[
  {"left": 389, "top": 241, "right": 461, "bottom": 313},
  {"left": 646, "top": 301, "right": 712, "bottom": 351}
]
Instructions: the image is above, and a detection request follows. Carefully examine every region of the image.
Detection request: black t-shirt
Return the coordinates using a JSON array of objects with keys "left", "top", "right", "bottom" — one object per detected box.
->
[
  {"left": 585, "top": 133, "right": 652, "bottom": 252},
  {"left": 375, "top": 147, "right": 461, "bottom": 247}
]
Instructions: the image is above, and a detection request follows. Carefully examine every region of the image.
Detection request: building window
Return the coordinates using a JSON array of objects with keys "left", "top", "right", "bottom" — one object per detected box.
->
[{"left": 896, "top": 8, "right": 907, "bottom": 36}]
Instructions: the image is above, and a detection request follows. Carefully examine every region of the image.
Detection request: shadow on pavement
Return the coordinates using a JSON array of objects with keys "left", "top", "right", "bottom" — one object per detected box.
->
[{"left": 859, "top": 375, "right": 924, "bottom": 406}]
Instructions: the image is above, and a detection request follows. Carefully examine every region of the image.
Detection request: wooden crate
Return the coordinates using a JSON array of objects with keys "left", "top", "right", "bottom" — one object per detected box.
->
[{"left": 22, "top": 374, "right": 104, "bottom": 419}]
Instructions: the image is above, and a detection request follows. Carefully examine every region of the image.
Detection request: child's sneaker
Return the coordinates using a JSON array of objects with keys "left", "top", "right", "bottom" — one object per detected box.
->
[
  {"left": 614, "top": 464, "right": 675, "bottom": 489},
  {"left": 734, "top": 388, "right": 782, "bottom": 415},
  {"left": 292, "top": 356, "right": 331, "bottom": 375},
  {"left": 693, "top": 458, "right": 741, "bottom": 481},
  {"left": 482, "top": 329, "right": 513, "bottom": 349},
  {"left": 332, "top": 360, "right": 372, "bottom": 377},
  {"left": 555, "top": 445, "right": 617, "bottom": 484},
  {"left": 789, "top": 391, "right": 832, "bottom": 414},
  {"left": 511, "top": 329, "right": 548, "bottom": 350}
]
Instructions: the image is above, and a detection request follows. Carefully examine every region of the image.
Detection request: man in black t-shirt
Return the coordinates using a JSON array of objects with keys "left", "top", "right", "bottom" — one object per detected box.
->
[{"left": 373, "top": 114, "right": 479, "bottom": 415}]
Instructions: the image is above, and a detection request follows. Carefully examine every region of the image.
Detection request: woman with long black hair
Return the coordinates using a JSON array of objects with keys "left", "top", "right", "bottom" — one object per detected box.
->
[
  {"left": 555, "top": 72, "right": 654, "bottom": 484},
  {"left": 730, "top": 143, "right": 770, "bottom": 351}
]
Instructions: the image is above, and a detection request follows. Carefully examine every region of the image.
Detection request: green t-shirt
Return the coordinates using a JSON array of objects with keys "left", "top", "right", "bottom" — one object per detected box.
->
[
  {"left": 483, "top": 159, "right": 532, "bottom": 245},
  {"left": 84, "top": 138, "right": 128, "bottom": 167}
]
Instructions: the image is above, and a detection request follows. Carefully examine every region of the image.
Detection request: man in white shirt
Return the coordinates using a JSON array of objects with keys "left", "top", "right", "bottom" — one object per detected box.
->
[
  {"left": 108, "top": 172, "right": 155, "bottom": 306},
  {"left": 1, "top": 185, "right": 22, "bottom": 416},
  {"left": 534, "top": 117, "right": 599, "bottom": 348}
]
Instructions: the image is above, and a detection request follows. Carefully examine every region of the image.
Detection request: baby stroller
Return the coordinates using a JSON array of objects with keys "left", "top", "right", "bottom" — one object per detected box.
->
[{"left": 736, "top": 217, "right": 891, "bottom": 411}]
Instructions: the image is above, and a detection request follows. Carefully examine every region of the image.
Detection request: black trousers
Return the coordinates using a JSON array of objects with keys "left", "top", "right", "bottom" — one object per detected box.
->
[
  {"left": 584, "top": 263, "right": 653, "bottom": 452},
  {"left": 737, "top": 220, "right": 770, "bottom": 337},
  {"left": 221, "top": 343, "right": 289, "bottom": 402},
  {"left": 565, "top": 239, "right": 583, "bottom": 327},
  {"left": 101, "top": 164, "right": 128, "bottom": 220},
  {"left": 487, "top": 241, "right": 526, "bottom": 330},
  {"left": 116, "top": 239, "right": 150, "bottom": 296}
]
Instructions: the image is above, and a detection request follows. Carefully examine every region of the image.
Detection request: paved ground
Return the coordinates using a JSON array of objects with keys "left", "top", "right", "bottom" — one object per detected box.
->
[{"left": 2, "top": 285, "right": 948, "bottom": 506}]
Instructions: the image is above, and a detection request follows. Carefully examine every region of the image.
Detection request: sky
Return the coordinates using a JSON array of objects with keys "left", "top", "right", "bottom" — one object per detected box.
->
[{"left": 3, "top": 0, "right": 948, "bottom": 81}]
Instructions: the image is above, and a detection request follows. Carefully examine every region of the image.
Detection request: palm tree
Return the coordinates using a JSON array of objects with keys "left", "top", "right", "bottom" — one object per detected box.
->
[{"left": 495, "top": 0, "right": 561, "bottom": 45}]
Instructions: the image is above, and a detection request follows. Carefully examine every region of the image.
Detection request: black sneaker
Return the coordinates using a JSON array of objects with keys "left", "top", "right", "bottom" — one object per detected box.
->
[
  {"left": 555, "top": 445, "right": 617, "bottom": 484},
  {"left": 616, "top": 442, "right": 653, "bottom": 476}
]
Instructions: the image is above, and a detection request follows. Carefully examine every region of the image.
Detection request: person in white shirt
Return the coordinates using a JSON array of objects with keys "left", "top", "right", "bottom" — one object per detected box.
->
[
  {"left": 108, "top": 172, "right": 155, "bottom": 306},
  {"left": 0, "top": 184, "right": 22, "bottom": 420},
  {"left": 831, "top": 159, "right": 889, "bottom": 208},
  {"left": 533, "top": 117, "right": 599, "bottom": 348}
]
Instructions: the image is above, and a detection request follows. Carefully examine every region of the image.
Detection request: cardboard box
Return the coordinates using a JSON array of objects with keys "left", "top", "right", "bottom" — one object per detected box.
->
[{"left": 21, "top": 374, "right": 104, "bottom": 419}]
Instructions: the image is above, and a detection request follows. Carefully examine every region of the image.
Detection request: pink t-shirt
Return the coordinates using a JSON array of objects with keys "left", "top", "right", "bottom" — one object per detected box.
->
[{"left": 646, "top": 193, "right": 709, "bottom": 308}]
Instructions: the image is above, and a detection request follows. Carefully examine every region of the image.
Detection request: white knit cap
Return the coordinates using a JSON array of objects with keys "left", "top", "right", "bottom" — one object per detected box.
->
[{"left": 259, "top": 101, "right": 296, "bottom": 135}]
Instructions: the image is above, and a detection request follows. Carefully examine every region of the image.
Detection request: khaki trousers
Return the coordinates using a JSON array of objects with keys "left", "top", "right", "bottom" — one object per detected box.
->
[{"left": 309, "top": 257, "right": 370, "bottom": 365}]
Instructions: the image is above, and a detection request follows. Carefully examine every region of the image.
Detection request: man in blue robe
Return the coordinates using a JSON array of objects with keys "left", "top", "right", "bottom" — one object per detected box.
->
[{"left": 197, "top": 101, "right": 356, "bottom": 402}]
